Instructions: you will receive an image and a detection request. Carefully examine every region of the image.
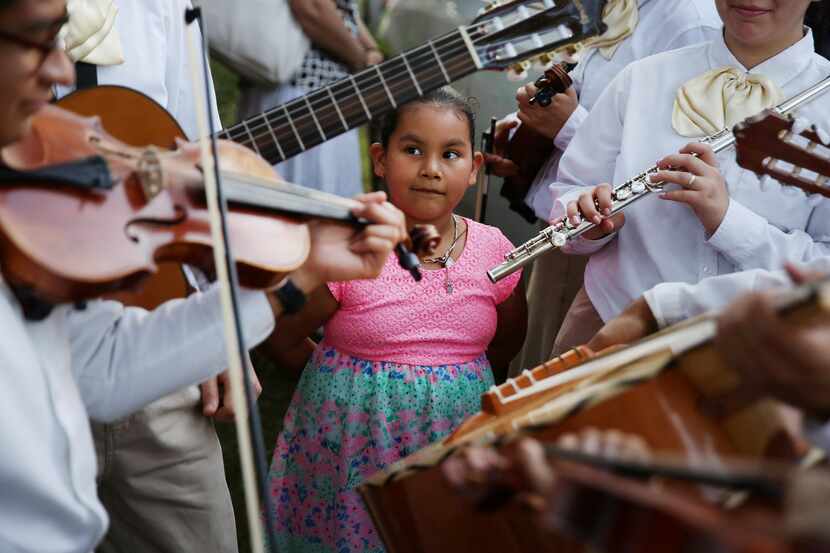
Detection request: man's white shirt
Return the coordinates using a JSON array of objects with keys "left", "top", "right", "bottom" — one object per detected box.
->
[
  {"left": 0, "top": 282, "right": 274, "bottom": 553},
  {"left": 549, "top": 29, "right": 830, "bottom": 323},
  {"left": 524, "top": 0, "right": 722, "bottom": 220},
  {"left": 55, "top": 0, "right": 221, "bottom": 138}
]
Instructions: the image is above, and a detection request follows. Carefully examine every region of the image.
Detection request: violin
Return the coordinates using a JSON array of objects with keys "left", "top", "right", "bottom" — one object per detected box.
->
[{"left": 0, "top": 105, "right": 439, "bottom": 313}]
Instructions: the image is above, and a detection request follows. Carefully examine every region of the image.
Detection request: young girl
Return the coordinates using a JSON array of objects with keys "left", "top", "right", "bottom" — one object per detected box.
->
[{"left": 262, "top": 87, "right": 528, "bottom": 552}]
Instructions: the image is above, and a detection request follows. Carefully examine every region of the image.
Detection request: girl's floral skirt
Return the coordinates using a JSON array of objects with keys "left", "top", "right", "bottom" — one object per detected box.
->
[{"left": 266, "top": 346, "right": 493, "bottom": 553}]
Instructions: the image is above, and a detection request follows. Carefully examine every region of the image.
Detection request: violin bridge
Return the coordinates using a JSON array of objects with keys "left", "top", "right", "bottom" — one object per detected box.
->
[{"left": 138, "top": 148, "right": 164, "bottom": 200}]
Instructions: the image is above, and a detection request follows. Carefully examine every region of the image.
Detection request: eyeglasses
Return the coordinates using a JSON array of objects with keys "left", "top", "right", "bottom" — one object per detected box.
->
[{"left": 0, "top": 16, "right": 69, "bottom": 67}]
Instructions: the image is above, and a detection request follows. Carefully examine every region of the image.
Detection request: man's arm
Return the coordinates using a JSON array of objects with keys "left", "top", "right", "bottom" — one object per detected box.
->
[{"left": 70, "top": 193, "right": 406, "bottom": 422}]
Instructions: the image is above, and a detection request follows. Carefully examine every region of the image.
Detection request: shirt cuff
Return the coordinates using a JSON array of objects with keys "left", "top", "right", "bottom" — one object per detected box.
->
[
  {"left": 553, "top": 104, "right": 588, "bottom": 151},
  {"left": 707, "top": 198, "right": 768, "bottom": 268},
  {"left": 643, "top": 283, "right": 683, "bottom": 329},
  {"left": 550, "top": 188, "right": 584, "bottom": 222},
  {"left": 238, "top": 289, "right": 277, "bottom": 346},
  {"left": 804, "top": 416, "right": 830, "bottom": 455},
  {"left": 562, "top": 231, "right": 616, "bottom": 256}
]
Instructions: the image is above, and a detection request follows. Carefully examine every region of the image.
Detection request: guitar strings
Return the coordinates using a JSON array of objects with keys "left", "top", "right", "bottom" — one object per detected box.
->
[
  {"left": 230, "top": 9, "right": 574, "bottom": 162},
  {"left": 230, "top": 30, "right": 482, "bottom": 158}
]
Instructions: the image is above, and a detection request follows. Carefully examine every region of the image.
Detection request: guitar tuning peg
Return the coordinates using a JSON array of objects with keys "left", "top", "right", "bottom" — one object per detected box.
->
[
  {"left": 531, "top": 53, "right": 554, "bottom": 72},
  {"left": 481, "top": 0, "right": 500, "bottom": 13},
  {"left": 816, "top": 126, "right": 830, "bottom": 146},
  {"left": 792, "top": 116, "right": 810, "bottom": 136},
  {"left": 506, "top": 60, "right": 530, "bottom": 82}
]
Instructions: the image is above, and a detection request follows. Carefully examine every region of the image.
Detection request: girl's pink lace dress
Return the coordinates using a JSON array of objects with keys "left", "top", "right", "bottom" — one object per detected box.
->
[{"left": 267, "top": 218, "right": 522, "bottom": 552}]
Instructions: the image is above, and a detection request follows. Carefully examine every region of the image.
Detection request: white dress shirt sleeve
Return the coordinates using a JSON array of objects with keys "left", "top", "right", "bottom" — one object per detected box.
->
[
  {"left": 69, "top": 287, "right": 275, "bottom": 422},
  {"left": 552, "top": 103, "right": 589, "bottom": 152},
  {"left": 548, "top": 65, "right": 632, "bottom": 254},
  {"left": 805, "top": 417, "right": 830, "bottom": 455},
  {"left": 642, "top": 268, "right": 791, "bottom": 328},
  {"left": 707, "top": 196, "right": 830, "bottom": 271},
  {"left": 642, "top": 254, "right": 830, "bottom": 328}
]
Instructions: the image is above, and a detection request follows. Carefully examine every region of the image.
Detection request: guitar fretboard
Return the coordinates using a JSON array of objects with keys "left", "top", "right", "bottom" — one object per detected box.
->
[{"left": 217, "top": 28, "right": 480, "bottom": 165}]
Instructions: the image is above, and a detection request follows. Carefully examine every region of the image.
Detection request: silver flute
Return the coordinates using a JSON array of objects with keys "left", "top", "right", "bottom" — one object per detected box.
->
[{"left": 488, "top": 75, "right": 830, "bottom": 283}]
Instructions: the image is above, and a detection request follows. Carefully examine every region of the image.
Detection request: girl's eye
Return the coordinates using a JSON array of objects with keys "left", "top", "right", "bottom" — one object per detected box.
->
[
  {"left": 444, "top": 150, "right": 461, "bottom": 160},
  {"left": 404, "top": 146, "right": 422, "bottom": 155}
]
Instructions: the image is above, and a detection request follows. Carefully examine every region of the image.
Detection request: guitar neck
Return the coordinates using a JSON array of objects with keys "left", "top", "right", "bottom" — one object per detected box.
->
[{"left": 217, "top": 27, "right": 480, "bottom": 165}]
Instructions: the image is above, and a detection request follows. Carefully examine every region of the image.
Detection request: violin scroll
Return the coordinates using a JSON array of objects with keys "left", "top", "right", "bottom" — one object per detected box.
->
[{"left": 528, "top": 64, "right": 573, "bottom": 107}]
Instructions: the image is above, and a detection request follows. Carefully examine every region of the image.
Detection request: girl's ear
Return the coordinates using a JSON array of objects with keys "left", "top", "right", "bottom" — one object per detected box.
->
[
  {"left": 467, "top": 151, "right": 485, "bottom": 187},
  {"left": 369, "top": 143, "right": 387, "bottom": 179}
]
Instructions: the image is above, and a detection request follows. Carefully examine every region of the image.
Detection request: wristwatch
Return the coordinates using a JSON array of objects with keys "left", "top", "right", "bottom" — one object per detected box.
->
[{"left": 274, "top": 278, "right": 307, "bottom": 314}]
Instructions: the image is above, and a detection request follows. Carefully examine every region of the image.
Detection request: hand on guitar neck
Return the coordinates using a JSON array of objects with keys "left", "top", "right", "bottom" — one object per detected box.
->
[
  {"left": 442, "top": 429, "right": 650, "bottom": 515},
  {"left": 714, "top": 264, "right": 830, "bottom": 421}
]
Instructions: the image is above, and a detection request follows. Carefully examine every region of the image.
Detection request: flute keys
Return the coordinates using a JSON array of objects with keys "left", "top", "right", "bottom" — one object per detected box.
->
[
  {"left": 614, "top": 187, "right": 632, "bottom": 201},
  {"left": 550, "top": 231, "right": 567, "bottom": 247},
  {"left": 631, "top": 180, "right": 646, "bottom": 194}
]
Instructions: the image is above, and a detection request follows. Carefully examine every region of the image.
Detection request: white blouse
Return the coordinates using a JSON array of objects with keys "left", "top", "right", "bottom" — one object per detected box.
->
[
  {"left": 549, "top": 30, "right": 830, "bottom": 323},
  {"left": 524, "top": 0, "right": 722, "bottom": 220}
]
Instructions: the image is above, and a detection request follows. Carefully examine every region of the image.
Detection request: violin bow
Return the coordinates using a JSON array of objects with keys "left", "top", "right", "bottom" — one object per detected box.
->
[
  {"left": 475, "top": 117, "right": 496, "bottom": 224},
  {"left": 184, "top": 9, "right": 276, "bottom": 552}
]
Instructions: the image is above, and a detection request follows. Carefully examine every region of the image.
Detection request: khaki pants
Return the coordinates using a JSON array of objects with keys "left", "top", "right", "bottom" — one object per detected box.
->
[
  {"left": 551, "top": 286, "right": 604, "bottom": 358},
  {"left": 509, "top": 239, "right": 589, "bottom": 377},
  {"left": 94, "top": 386, "right": 238, "bottom": 553}
]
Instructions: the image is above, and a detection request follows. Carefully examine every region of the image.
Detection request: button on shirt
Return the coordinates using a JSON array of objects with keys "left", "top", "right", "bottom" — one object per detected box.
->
[
  {"left": 524, "top": 0, "right": 722, "bottom": 220},
  {"left": 550, "top": 30, "right": 830, "bottom": 323},
  {"left": 0, "top": 283, "right": 274, "bottom": 553}
]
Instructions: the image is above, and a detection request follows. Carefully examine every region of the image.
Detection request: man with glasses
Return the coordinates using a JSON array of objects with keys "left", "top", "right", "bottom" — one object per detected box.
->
[
  {"left": 0, "top": 2, "right": 408, "bottom": 552},
  {"left": 52, "top": 2, "right": 240, "bottom": 552}
]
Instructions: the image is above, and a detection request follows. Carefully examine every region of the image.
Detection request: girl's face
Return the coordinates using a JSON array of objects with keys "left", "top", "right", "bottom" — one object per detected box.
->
[
  {"left": 370, "top": 104, "right": 483, "bottom": 224},
  {"left": 716, "top": 0, "right": 812, "bottom": 55}
]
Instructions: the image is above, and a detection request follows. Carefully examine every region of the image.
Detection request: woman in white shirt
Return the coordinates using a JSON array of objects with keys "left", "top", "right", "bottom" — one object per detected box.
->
[
  {"left": 548, "top": 0, "right": 830, "bottom": 355},
  {"left": 493, "top": 0, "right": 722, "bottom": 373}
]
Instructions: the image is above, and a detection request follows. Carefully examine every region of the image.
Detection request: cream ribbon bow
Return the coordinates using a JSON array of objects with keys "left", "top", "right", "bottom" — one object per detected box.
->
[
  {"left": 672, "top": 67, "right": 782, "bottom": 138},
  {"left": 583, "top": 0, "right": 639, "bottom": 60},
  {"left": 61, "top": 0, "right": 124, "bottom": 66}
]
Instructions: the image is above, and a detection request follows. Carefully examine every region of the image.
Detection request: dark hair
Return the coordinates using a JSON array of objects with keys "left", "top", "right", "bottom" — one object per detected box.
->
[
  {"left": 374, "top": 86, "right": 478, "bottom": 150},
  {"left": 807, "top": 1, "right": 830, "bottom": 60}
]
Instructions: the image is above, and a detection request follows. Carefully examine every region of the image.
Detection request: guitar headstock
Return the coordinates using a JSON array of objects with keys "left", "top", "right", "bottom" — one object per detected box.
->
[
  {"left": 470, "top": 0, "right": 607, "bottom": 71},
  {"left": 734, "top": 109, "right": 830, "bottom": 198}
]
